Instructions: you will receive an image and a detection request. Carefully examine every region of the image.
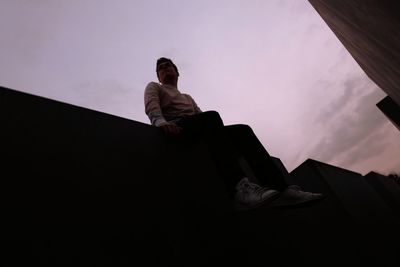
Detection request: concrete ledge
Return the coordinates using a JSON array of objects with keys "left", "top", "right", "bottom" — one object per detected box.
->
[{"left": 2, "top": 86, "right": 400, "bottom": 266}]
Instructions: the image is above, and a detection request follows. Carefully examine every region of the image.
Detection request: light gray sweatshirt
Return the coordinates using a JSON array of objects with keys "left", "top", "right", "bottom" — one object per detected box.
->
[{"left": 144, "top": 82, "right": 202, "bottom": 126}]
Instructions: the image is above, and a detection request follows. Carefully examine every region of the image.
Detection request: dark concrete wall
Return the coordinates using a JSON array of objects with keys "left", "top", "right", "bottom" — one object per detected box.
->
[
  {"left": 308, "top": 0, "right": 400, "bottom": 106},
  {"left": 290, "top": 159, "right": 400, "bottom": 265},
  {"left": 365, "top": 171, "right": 400, "bottom": 215},
  {"left": 291, "top": 159, "right": 396, "bottom": 223},
  {"left": 289, "top": 159, "right": 351, "bottom": 223},
  {"left": 1, "top": 86, "right": 241, "bottom": 266},
  {"left": 2, "top": 85, "right": 400, "bottom": 266}
]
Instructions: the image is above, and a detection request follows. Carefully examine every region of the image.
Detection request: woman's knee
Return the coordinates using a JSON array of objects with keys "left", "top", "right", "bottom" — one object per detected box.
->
[
  {"left": 203, "top": 110, "right": 223, "bottom": 125},
  {"left": 236, "top": 124, "right": 254, "bottom": 134},
  {"left": 224, "top": 124, "right": 254, "bottom": 138}
]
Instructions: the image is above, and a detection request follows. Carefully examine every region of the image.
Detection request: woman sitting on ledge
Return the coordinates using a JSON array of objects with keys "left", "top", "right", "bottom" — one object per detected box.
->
[{"left": 144, "top": 57, "right": 323, "bottom": 210}]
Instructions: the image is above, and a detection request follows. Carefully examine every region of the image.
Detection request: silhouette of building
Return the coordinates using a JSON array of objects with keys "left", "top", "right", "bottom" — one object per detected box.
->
[
  {"left": 289, "top": 159, "right": 400, "bottom": 265},
  {"left": 365, "top": 171, "right": 400, "bottom": 215},
  {"left": 308, "top": 0, "right": 400, "bottom": 106},
  {"left": 377, "top": 95, "right": 400, "bottom": 130},
  {"left": 290, "top": 159, "right": 398, "bottom": 223}
]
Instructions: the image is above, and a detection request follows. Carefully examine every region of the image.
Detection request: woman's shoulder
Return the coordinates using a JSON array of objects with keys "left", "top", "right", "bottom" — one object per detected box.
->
[
  {"left": 145, "top": 81, "right": 162, "bottom": 91},
  {"left": 146, "top": 81, "right": 161, "bottom": 87}
]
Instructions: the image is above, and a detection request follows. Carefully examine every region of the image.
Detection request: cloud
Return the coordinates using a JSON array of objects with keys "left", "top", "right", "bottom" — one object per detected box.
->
[
  {"left": 301, "top": 78, "right": 388, "bottom": 173},
  {"left": 313, "top": 76, "right": 360, "bottom": 125},
  {"left": 342, "top": 121, "right": 400, "bottom": 175},
  {"left": 337, "top": 123, "right": 390, "bottom": 167}
]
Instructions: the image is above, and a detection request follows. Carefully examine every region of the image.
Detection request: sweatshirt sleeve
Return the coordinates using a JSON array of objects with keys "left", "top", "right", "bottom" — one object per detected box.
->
[
  {"left": 144, "top": 82, "right": 168, "bottom": 127},
  {"left": 190, "top": 95, "right": 203, "bottom": 113}
]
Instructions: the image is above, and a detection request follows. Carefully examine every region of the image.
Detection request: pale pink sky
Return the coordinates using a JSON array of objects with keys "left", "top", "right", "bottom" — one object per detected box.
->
[{"left": 1, "top": 0, "right": 399, "bottom": 175}]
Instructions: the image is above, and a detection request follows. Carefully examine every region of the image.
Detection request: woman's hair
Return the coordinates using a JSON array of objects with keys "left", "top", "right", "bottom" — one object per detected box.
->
[{"left": 156, "top": 57, "right": 179, "bottom": 75}]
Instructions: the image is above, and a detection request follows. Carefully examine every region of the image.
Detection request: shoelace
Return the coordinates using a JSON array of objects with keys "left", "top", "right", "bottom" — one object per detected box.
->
[
  {"left": 243, "top": 182, "right": 270, "bottom": 196},
  {"left": 288, "top": 185, "right": 302, "bottom": 191}
]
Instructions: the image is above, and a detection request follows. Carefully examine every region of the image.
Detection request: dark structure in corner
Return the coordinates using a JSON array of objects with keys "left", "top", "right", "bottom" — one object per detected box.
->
[{"left": 377, "top": 95, "right": 400, "bottom": 130}]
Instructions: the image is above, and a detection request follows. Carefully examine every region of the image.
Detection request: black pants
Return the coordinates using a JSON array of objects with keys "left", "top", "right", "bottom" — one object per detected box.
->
[{"left": 175, "top": 111, "right": 288, "bottom": 197}]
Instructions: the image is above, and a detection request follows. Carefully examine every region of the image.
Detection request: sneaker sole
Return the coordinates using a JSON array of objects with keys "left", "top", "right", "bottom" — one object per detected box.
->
[
  {"left": 270, "top": 195, "right": 325, "bottom": 209},
  {"left": 235, "top": 191, "right": 281, "bottom": 211}
]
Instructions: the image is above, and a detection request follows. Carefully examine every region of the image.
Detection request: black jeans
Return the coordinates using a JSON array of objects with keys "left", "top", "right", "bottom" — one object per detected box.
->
[{"left": 175, "top": 111, "right": 288, "bottom": 197}]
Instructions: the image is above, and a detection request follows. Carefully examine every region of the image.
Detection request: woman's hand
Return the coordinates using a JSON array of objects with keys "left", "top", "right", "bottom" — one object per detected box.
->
[{"left": 159, "top": 122, "right": 183, "bottom": 137}]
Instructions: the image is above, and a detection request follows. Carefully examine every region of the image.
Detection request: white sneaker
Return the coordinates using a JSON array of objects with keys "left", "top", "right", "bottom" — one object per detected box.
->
[
  {"left": 234, "top": 177, "right": 280, "bottom": 210},
  {"left": 269, "top": 185, "right": 324, "bottom": 208}
]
